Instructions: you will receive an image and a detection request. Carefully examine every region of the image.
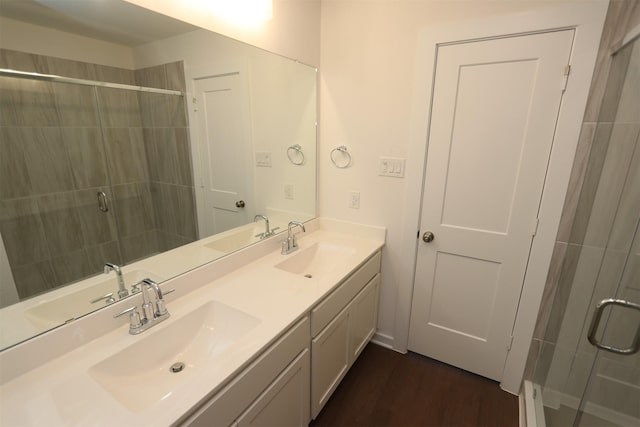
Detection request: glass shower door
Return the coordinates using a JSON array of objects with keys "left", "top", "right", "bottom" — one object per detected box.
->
[{"left": 574, "top": 34, "right": 640, "bottom": 426}]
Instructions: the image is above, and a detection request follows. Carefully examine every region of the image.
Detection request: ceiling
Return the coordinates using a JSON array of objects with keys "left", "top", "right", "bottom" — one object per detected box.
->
[{"left": 0, "top": 0, "right": 199, "bottom": 46}]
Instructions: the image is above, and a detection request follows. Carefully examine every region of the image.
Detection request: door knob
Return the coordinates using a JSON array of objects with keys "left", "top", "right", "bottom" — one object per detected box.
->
[
  {"left": 422, "top": 231, "right": 435, "bottom": 243},
  {"left": 235, "top": 200, "right": 245, "bottom": 208}
]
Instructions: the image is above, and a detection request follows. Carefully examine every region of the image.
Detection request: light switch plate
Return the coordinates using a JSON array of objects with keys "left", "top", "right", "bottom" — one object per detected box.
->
[
  {"left": 379, "top": 157, "right": 406, "bottom": 178},
  {"left": 255, "top": 151, "right": 272, "bottom": 167},
  {"left": 284, "top": 184, "right": 294, "bottom": 200},
  {"left": 349, "top": 191, "right": 360, "bottom": 209}
]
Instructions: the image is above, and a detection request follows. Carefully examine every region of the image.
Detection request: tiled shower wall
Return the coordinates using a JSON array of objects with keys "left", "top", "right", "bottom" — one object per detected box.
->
[
  {"left": 524, "top": 0, "right": 640, "bottom": 411},
  {"left": 0, "top": 49, "right": 197, "bottom": 300}
]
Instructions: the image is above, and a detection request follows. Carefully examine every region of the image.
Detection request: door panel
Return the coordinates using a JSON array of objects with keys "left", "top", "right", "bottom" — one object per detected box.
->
[
  {"left": 409, "top": 30, "right": 574, "bottom": 380},
  {"left": 194, "top": 73, "right": 252, "bottom": 237}
]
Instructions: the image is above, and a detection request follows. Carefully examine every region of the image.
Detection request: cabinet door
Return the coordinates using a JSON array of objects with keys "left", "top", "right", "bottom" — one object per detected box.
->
[
  {"left": 236, "top": 349, "right": 310, "bottom": 427},
  {"left": 350, "top": 274, "right": 380, "bottom": 361},
  {"left": 311, "top": 308, "right": 350, "bottom": 418}
]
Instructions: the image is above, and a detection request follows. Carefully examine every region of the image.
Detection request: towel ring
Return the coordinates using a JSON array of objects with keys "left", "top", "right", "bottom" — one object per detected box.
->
[
  {"left": 330, "top": 145, "right": 352, "bottom": 168},
  {"left": 287, "top": 144, "right": 305, "bottom": 165}
]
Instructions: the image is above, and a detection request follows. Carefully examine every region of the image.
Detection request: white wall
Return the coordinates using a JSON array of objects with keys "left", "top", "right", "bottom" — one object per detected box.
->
[
  {"left": 122, "top": 0, "right": 321, "bottom": 67},
  {"left": 0, "top": 17, "right": 135, "bottom": 69},
  {"left": 318, "top": 0, "right": 604, "bottom": 351}
]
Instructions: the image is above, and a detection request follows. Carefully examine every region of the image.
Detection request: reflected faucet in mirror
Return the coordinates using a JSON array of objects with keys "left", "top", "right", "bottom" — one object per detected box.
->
[
  {"left": 254, "top": 215, "right": 280, "bottom": 240},
  {"left": 104, "top": 263, "right": 129, "bottom": 299}
]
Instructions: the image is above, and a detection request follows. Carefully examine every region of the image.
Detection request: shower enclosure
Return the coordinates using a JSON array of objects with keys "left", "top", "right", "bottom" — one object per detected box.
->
[
  {"left": 0, "top": 51, "right": 198, "bottom": 304},
  {"left": 526, "top": 31, "right": 640, "bottom": 426}
]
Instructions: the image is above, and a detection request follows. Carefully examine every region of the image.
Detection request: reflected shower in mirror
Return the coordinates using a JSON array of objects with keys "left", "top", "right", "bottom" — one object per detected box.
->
[{"left": 0, "top": 0, "right": 316, "bottom": 350}]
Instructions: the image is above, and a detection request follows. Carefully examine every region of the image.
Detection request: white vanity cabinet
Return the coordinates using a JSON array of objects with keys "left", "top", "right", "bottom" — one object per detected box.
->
[
  {"left": 180, "top": 316, "right": 311, "bottom": 427},
  {"left": 310, "top": 251, "right": 381, "bottom": 418}
]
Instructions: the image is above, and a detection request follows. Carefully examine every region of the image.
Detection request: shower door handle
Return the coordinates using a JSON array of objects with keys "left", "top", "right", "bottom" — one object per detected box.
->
[
  {"left": 97, "top": 191, "right": 109, "bottom": 212},
  {"left": 587, "top": 298, "right": 640, "bottom": 355}
]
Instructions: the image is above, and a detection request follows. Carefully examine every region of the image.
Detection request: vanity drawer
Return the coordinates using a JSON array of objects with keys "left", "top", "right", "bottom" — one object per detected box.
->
[
  {"left": 311, "top": 251, "right": 381, "bottom": 337},
  {"left": 179, "top": 316, "right": 310, "bottom": 427}
]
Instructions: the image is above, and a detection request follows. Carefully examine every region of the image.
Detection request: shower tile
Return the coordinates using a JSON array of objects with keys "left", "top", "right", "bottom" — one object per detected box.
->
[
  {"left": 85, "top": 240, "right": 122, "bottom": 272},
  {"left": 0, "top": 198, "right": 49, "bottom": 267},
  {"left": 73, "top": 188, "right": 118, "bottom": 246},
  {"left": 175, "top": 128, "right": 194, "bottom": 186},
  {"left": 533, "top": 241, "right": 568, "bottom": 340},
  {"left": 12, "top": 260, "right": 58, "bottom": 299},
  {"left": 50, "top": 248, "right": 93, "bottom": 287},
  {"left": 569, "top": 123, "right": 614, "bottom": 245},
  {"left": 615, "top": 40, "right": 640, "bottom": 123},
  {"left": 135, "top": 65, "right": 167, "bottom": 89},
  {"left": 598, "top": 42, "right": 632, "bottom": 123},
  {"left": 543, "top": 243, "right": 583, "bottom": 344},
  {"left": 112, "top": 183, "right": 156, "bottom": 238},
  {"left": 165, "top": 62, "right": 186, "bottom": 93},
  {"left": 0, "top": 77, "right": 60, "bottom": 127},
  {"left": 61, "top": 128, "right": 108, "bottom": 189},
  {"left": 139, "top": 92, "right": 187, "bottom": 128},
  {"left": 176, "top": 185, "right": 197, "bottom": 240},
  {"left": 120, "top": 231, "right": 159, "bottom": 264},
  {"left": 46, "top": 56, "right": 98, "bottom": 81},
  {"left": 607, "top": 128, "right": 640, "bottom": 251},
  {"left": 557, "top": 123, "right": 596, "bottom": 243},
  {"left": 37, "top": 192, "right": 85, "bottom": 254},
  {"left": 145, "top": 128, "right": 178, "bottom": 184},
  {"left": 95, "top": 66, "right": 136, "bottom": 85},
  {"left": 583, "top": 123, "right": 640, "bottom": 248},
  {"left": 96, "top": 87, "right": 142, "bottom": 128},
  {"left": 53, "top": 83, "right": 99, "bottom": 127},
  {"left": 102, "top": 128, "right": 149, "bottom": 185},
  {"left": 20, "top": 127, "right": 75, "bottom": 195},
  {"left": 0, "top": 128, "right": 32, "bottom": 199},
  {"left": 523, "top": 338, "right": 542, "bottom": 382},
  {"left": 562, "top": 349, "right": 595, "bottom": 399},
  {"left": 0, "top": 49, "right": 50, "bottom": 74},
  {"left": 142, "top": 128, "right": 161, "bottom": 182}
]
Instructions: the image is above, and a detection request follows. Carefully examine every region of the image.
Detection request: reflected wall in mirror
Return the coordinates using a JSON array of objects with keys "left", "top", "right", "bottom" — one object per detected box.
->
[{"left": 0, "top": 0, "right": 317, "bottom": 350}]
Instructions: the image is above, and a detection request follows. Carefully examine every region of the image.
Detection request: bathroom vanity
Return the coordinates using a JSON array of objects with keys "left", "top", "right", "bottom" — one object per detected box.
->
[{"left": 0, "top": 218, "right": 384, "bottom": 426}]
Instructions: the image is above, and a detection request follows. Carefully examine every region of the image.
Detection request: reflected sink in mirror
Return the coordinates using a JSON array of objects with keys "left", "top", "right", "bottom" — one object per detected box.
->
[
  {"left": 275, "top": 242, "right": 356, "bottom": 278},
  {"left": 89, "top": 301, "right": 260, "bottom": 412},
  {"left": 204, "top": 228, "right": 259, "bottom": 254},
  {"left": 24, "top": 270, "right": 164, "bottom": 328}
]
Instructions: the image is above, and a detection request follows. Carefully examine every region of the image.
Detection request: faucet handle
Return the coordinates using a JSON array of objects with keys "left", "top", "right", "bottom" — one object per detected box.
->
[
  {"left": 113, "top": 306, "right": 143, "bottom": 330},
  {"left": 91, "top": 292, "right": 115, "bottom": 305}
]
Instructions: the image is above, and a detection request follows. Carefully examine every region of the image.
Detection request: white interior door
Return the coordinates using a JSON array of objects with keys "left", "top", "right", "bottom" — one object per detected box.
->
[
  {"left": 408, "top": 30, "right": 574, "bottom": 381},
  {"left": 194, "top": 73, "right": 253, "bottom": 237}
]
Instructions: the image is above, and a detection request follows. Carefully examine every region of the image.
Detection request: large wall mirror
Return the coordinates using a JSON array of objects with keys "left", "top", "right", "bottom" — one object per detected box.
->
[{"left": 0, "top": 0, "right": 317, "bottom": 350}]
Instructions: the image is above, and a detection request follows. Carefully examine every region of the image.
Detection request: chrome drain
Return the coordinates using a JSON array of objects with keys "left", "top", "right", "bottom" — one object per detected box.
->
[
  {"left": 170, "top": 362, "right": 185, "bottom": 373},
  {"left": 304, "top": 274, "right": 313, "bottom": 279}
]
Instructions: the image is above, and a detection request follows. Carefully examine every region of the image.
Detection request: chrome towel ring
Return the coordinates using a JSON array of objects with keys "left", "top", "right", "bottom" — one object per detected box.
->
[
  {"left": 287, "top": 144, "right": 305, "bottom": 165},
  {"left": 330, "top": 145, "right": 352, "bottom": 168}
]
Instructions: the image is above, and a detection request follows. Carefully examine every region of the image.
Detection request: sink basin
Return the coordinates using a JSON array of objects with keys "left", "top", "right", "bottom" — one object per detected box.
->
[
  {"left": 275, "top": 242, "right": 356, "bottom": 278},
  {"left": 89, "top": 301, "right": 260, "bottom": 412},
  {"left": 204, "top": 228, "right": 259, "bottom": 253},
  {"left": 25, "top": 270, "right": 164, "bottom": 328}
]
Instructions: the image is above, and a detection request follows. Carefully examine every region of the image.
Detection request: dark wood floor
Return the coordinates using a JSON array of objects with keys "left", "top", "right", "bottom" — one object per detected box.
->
[{"left": 311, "top": 343, "right": 519, "bottom": 427}]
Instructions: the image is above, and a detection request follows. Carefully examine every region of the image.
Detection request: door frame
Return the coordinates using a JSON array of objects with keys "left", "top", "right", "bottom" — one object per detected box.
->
[
  {"left": 392, "top": 2, "right": 608, "bottom": 393},
  {"left": 188, "top": 59, "right": 255, "bottom": 238}
]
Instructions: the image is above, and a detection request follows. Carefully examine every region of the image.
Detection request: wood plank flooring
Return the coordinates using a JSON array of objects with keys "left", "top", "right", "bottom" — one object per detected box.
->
[{"left": 310, "top": 343, "right": 519, "bottom": 427}]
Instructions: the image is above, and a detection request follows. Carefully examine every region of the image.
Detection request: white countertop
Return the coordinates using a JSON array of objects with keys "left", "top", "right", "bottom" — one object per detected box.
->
[{"left": 0, "top": 218, "right": 384, "bottom": 426}]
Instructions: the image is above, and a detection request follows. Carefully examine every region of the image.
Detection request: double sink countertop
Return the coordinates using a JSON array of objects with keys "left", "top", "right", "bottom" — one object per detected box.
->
[{"left": 0, "top": 218, "right": 385, "bottom": 426}]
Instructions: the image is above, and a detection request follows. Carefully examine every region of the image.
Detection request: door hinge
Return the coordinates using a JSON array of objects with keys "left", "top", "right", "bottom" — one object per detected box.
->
[
  {"left": 531, "top": 217, "right": 539, "bottom": 237},
  {"left": 507, "top": 335, "right": 514, "bottom": 351},
  {"left": 417, "top": 230, "right": 420, "bottom": 239},
  {"left": 561, "top": 64, "right": 571, "bottom": 92},
  {"left": 192, "top": 97, "right": 198, "bottom": 112}
]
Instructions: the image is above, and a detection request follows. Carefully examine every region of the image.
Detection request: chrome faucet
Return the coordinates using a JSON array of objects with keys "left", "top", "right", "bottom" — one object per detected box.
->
[
  {"left": 104, "top": 263, "right": 128, "bottom": 299},
  {"left": 254, "top": 214, "right": 280, "bottom": 239},
  {"left": 113, "top": 278, "right": 171, "bottom": 335},
  {"left": 281, "top": 221, "right": 306, "bottom": 255}
]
